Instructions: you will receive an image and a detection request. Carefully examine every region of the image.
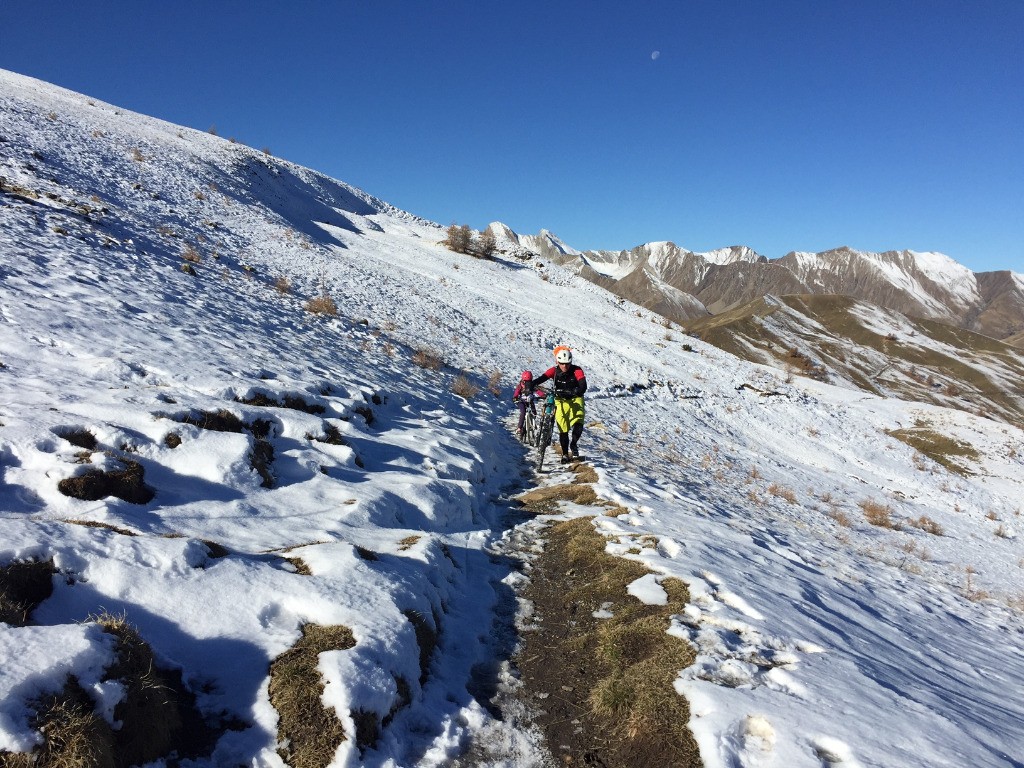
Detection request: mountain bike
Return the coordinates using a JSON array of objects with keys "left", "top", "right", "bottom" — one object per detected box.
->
[
  {"left": 534, "top": 389, "right": 557, "bottom": 471},
  {"left": 519, "top": 394, "right": 538, "bottom": 445}
]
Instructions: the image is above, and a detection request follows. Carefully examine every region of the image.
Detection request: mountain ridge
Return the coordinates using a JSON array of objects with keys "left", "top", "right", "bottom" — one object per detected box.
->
[{"left": 487, "top": 221, "right": 1023, "bottom": 346}]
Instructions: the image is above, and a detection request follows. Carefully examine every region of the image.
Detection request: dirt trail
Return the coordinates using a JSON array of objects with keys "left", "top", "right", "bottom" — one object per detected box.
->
[{"left": 498, "top": 463, "right": 703, "bottom": 768}]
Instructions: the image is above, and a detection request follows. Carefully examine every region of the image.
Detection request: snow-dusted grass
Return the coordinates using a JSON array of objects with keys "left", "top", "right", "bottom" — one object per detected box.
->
[{"left": 2, "top": 68, "right": 1024, "bottom": 767}]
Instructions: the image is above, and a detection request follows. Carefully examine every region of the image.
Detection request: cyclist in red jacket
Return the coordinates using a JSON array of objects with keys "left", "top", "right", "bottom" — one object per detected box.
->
[
  {"left": 512, "top": 370, "right": 537, "bottom": 439},
  {"left": 531, "top": 345, "right": 587, "bottom": 463}
]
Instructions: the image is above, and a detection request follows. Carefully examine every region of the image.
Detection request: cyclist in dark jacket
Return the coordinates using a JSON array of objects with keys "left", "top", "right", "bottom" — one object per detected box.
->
[{"left": 531, "top": 345, "right": 587, "bottom": 463}]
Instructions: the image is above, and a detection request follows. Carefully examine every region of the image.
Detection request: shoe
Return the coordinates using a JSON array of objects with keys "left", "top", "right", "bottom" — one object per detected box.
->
[
  {"left": 560, "top": 454, "right": 570, "bottom": 465},
  {"left": 570, "top": 451, "right": 579, "bottom": 461}
]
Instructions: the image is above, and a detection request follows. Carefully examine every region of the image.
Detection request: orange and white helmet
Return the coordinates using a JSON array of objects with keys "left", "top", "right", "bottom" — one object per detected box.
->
[{"left": 553, "top": 345, "right": 572, "bottom": 364}]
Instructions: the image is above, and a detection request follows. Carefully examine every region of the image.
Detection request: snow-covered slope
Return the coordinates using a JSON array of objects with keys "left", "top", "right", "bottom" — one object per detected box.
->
[{"left": 2, "top": 69, "right": 1024, "bottom": 767}]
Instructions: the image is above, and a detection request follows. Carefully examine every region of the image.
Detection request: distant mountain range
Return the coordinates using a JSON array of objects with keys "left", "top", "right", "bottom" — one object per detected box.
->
[
  {"left": 487, "top": 225, "right": 1024, "bottom": 348},
  {"left": 486, "top": 224, "right": 1024, "bottom": 423}
]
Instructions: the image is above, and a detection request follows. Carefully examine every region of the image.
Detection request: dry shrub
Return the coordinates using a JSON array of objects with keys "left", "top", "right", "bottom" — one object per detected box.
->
[
  {"left": 451, "top": 375, "right": 479, "bottom": 399},
  {"left": 908, "top": 516, "right": 944, "bottom": 536},
  {"left": 860, "top": 499, "right": 900, "bottom": 529},
  {"left": 963, "top": 566, "right": 990, "bottom": 602},
  {"left": 304, "top": 293, "right": 338, "bottom": 316},
  {"left": 487, "top": 369, "right": 503, "bottom": 397},
  {"left": 269, "top": 624, "right": 356, "bottom": 768},
  {"left": 397, "top": 535, "right": 420, "bottom": 551},
  {"left": 412, "top": 348, "right": 444, "bottom": 370},
  {"left": 274, "top": 276, "right": 292, "bottom": 294}
]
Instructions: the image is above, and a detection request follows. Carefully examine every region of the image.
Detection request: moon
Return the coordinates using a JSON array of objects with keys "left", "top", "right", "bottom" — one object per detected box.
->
[{"left": 651, "top": 50, "right": 661, "bottom": 60}]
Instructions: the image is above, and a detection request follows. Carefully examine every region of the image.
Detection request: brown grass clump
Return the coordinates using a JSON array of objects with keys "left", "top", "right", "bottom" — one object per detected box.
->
[
  {"left": 450, "top": 375, "right": 479, "bottom": 399},
  {"left": 269, "top": 624, "right": 356, "bottom": 768},
  {"left": 58, "top": 458, "right": 155, "bottom": 504},
  {"left": 520, "top": 517, "right": 700, "bottom": 767},
  {"left": 304, "top": 293, "right": 339, "bottom": 316},
  {"left": 767, "top": 483, "right": 798, "bottom": 504},
  {"left": 0, "top": 558, "right": 56, "bottom": 626},
  {"left": 56, "top": 427, "right": 98, "bottom": 450},
  {"left": 181, "top": 244, "right": 202, "bottom": 264},
  {"left": 3, "top": 613, "right": 218, "bottom": 766},
  {"left": 860, "top": 499, "right": 900, "bottom": 529},
  {"left": 6, "top": 678, "right": 117, "bottom": 768},
  {"left": 274, "top": 276, "right": 292, "bottom": 294},
  {"left": 94, "top": 613, "right": 183, "bottom": 766},
  {"left": 828, "top": 509, "right": 853, "bottom": 527},
  {"left": 412, "top": 348, "right": 444, "bottom": 370},
  {"left": 175, "top": 408, "right": 245, "bottom": 433},
  {"left": 397, "top": 536, "right": 421, "bottom": 551},
  {"left": 516, "top": 482, "right": 599, "bottom": 515},
  {"left": 487, "top": 369, "right": 503, "bottom": 397},
  {"left": 908, "top": 516, "right": 944, "bottom": 536}
]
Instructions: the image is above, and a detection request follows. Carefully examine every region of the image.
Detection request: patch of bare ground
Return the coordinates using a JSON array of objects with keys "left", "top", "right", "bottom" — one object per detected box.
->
[
  {"left": 0, "top": 558, "right": 56, "bottom": 626},
  {"left": 269, "top": 624, "right": 357, "bottom": 768},
  {"left": 515, "top": 473, "right": 700, "bottom": 767},
  {"left": 57, "top": 457, "right": 155, "bottom": 504}
]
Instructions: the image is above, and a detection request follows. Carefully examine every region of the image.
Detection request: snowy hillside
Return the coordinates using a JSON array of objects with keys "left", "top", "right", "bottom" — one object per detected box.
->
[{"left": 2, "top": 68, "right": 1024, "bottom": 768}]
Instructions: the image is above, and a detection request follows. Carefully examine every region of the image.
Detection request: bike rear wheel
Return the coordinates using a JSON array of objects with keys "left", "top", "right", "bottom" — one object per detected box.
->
[
  {"left": 522, "top": 409, "right": 537, "bottom": 445},
  {"left": 535, "top": 413, "right": 554, "bottom": 470}
]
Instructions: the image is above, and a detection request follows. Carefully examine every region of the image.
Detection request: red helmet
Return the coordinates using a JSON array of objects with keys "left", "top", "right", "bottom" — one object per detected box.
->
[{"left": 521, "top": 371, "right": 533, "bottom": 381}]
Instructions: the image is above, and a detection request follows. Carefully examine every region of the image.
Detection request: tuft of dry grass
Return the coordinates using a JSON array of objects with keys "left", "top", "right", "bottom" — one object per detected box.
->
[
  {"left": 451, "top": 375, "right": 479, "bottom": 399},
  {"left": 62, "top": 519, "right": 138, "bottom": 536},
  {"left": 274, "top": 276, "right": 292, "bottom": 294},
  {"left": 859, "top": 499, "right": 900, "bottom": 529},
  {"left": 304, "top": 293, "right": 338, "bottom": 316},
  {"left": 269, "top": 624, "right": 356, "bottom": 768},
  {"left": 397, "top": 535, "right": 421, "bottom": 551}
]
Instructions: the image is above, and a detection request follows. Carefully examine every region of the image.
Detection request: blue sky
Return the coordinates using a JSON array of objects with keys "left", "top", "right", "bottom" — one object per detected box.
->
[{"left": 2, "top": 1, "right": 1021, "bottom": 272}]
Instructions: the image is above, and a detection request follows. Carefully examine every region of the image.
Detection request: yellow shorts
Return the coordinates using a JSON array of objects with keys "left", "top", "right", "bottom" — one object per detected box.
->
[{"left": 554, "top": 397, "right": 585, "bottom": 433}]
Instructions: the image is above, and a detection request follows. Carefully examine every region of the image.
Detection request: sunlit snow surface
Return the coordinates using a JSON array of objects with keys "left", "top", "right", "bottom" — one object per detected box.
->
[{"left": 2, "top": 69, "right": 1023, "bottom": 767}]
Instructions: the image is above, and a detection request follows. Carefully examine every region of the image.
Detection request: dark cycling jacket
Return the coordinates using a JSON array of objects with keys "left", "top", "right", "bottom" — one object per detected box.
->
[{"left": 533, "top": 364, "right": 587, "bottom": 398}]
